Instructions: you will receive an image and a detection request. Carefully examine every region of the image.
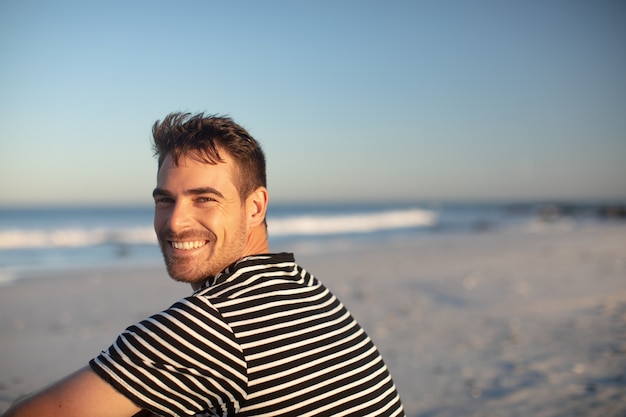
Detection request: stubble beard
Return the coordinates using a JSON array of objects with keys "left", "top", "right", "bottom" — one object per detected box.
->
[{"left": 159, "top": 225, "right": 248, "bottom": 287}]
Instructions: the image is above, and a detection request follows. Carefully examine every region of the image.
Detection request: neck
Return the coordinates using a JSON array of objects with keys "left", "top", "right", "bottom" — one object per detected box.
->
[
  {"left": 244, "top": 223, "right": 270, "bottom": 255},
  {"left": 190, "top": 224, "right": 269, "bottom": 292}
]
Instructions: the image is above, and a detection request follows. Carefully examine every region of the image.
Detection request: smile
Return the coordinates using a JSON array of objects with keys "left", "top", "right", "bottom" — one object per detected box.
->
[{"left": 170, "top": 240, "right": 208, "bottom": 250}]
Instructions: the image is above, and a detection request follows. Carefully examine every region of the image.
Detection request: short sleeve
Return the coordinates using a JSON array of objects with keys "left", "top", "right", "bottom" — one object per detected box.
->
[{"left": 90, "top": 296, "right": 248, "bottom": 417}]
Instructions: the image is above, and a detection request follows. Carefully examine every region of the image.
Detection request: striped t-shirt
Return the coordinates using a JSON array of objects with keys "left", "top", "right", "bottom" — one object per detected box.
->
[{"left": 90, "top": 253, "right": 405, "bottom": 416}]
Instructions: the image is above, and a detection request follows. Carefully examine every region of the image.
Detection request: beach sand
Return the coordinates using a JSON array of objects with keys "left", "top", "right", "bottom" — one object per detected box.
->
[{"left": 1, "top": 222, "right": 625, "bottom": 416}]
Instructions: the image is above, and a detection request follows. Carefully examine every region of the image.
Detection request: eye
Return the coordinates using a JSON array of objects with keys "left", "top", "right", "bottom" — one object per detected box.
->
[
  {"left": 154, "top": 196, "right": 174, "bottom": 205},
  {"left": 196, "top": 196, "right": 215, "bottom": 203}
]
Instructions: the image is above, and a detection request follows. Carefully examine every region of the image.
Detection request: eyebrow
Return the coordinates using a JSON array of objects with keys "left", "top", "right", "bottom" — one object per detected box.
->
[{"left": 152, "top": 187, "right": 225, "bottom": 199}]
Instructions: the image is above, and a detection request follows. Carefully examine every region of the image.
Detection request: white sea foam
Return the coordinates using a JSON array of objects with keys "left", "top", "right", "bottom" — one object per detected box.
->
[
  {"left": 268, "top": 208, "right": 437, "bottom": 236},
  {"left": 0, "top": 208, "right": 437, "bottom": 250},
  {"left": 0, "top": 227, "right": 157, "bottom": 250}
]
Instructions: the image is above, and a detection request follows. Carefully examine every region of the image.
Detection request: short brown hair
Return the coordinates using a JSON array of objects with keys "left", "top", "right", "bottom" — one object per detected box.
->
[{"left": 152, "top": 112, "right": 266, "bottom": 199}]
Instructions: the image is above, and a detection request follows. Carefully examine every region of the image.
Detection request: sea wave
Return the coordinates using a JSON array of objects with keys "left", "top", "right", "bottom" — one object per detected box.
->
[
  {"left": 267, "top": 208, "right": 437, "bottom": 236},
  {"left": 0, "top": 208, "right": 437, "bottom": 250},
  {"left": 0, "top": 228, "right": 157, "bottom": 250}
]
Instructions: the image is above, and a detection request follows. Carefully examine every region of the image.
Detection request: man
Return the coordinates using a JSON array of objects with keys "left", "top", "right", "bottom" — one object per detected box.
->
[{"left": 4, "top": 113, "right": 405, "bottom": 416}]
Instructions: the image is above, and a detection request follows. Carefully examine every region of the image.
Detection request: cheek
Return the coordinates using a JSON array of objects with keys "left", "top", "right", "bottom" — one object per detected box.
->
[
  {"left": 210, "top": 218, "right": 239, "bottom": 242},
  {"left": 153, "top": 212, "right": 164, "bottom": 230},
  {"left": 153, "top": 209, "right": 171, "bottom": 233}
]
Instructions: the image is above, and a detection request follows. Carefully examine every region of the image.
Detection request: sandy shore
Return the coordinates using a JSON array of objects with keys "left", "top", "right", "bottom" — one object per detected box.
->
[{"left": 1, "top": 222, "right": 625, "bottom": 416}]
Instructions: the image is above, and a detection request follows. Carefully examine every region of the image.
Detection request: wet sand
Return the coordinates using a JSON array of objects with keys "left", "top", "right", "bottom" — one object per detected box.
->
[{"left": 1, "top": 222, "right": 625, "bottom": 416}]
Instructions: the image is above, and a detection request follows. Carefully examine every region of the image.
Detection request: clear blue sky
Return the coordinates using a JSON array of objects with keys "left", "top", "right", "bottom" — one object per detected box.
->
[{"left": 1, "top": 0, "right": 625, "bottom": 206}]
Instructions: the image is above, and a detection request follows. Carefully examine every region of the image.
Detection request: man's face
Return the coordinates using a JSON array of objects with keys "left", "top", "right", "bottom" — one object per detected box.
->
[{"left": 153, "top": 151, "right": 248, "bottom": 286}]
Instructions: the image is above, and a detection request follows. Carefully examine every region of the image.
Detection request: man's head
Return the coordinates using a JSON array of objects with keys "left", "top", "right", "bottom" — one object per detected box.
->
[
  {"left": 152, "top": 112, "right": 266, "bottom": 200},
  {"left": 151, "top": 112, "right": 269, "bottom": 288}
]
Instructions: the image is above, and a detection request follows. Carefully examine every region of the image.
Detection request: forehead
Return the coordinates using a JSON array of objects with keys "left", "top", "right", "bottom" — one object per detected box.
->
[{"left": 157, "top": 152, "right": 239, "bottom": 192}]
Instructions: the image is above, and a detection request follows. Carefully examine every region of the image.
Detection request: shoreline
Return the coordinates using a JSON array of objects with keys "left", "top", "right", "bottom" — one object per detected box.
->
[{"left": 1, "top": 222, "right": 625, "bottom": 416}]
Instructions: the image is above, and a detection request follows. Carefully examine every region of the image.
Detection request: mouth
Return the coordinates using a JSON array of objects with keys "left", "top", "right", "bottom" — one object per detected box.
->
[{"left": 170, "top": 240, "right": 209, "bottom": 251}]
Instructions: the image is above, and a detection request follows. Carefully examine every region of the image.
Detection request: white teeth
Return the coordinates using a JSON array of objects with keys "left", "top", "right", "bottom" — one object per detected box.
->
[{"left": 172, "top": 240, "right": 207, "bottom": 250}]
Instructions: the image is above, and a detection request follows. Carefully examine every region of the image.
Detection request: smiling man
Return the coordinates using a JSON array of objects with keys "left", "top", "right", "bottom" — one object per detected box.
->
[
  {"left": 3, "top": 113, "right": 405, "bottom": 417},
  {"left": 152, "top": 153, "right": 266, "bottom": 289}
]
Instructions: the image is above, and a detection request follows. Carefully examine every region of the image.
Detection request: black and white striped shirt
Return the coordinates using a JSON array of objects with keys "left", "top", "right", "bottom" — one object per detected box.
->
[{"left": 90, "top": 253, "right": 405, "bottom": 416}]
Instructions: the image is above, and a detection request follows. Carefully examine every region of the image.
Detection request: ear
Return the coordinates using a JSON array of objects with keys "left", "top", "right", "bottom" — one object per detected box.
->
[{"left": 246, "top": 186, "right": 269, "bottom": 228}]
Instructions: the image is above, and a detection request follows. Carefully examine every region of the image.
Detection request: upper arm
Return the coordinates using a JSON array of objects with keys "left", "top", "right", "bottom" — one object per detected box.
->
[{"left": 3, "top": 366, "right": 142, "bottom": 417}]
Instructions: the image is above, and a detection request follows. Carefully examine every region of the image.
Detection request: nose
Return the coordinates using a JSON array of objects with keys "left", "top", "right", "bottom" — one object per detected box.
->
[{"left": 165, "top": 200, "right": 193, "bottom": 232}]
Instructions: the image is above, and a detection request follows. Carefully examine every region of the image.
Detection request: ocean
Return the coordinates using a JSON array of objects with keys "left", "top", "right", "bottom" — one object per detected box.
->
[{"left": 0, "top": 201, "right": 619, "bottom": 283}]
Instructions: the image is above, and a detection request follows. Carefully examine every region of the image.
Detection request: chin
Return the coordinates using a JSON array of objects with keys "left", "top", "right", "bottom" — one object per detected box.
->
[
  {"left": 171, "top": 274, "right": 208, "bottom": 288},
  {"left": 163, "top": 258, "right": 210, "bottom": 285}
]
